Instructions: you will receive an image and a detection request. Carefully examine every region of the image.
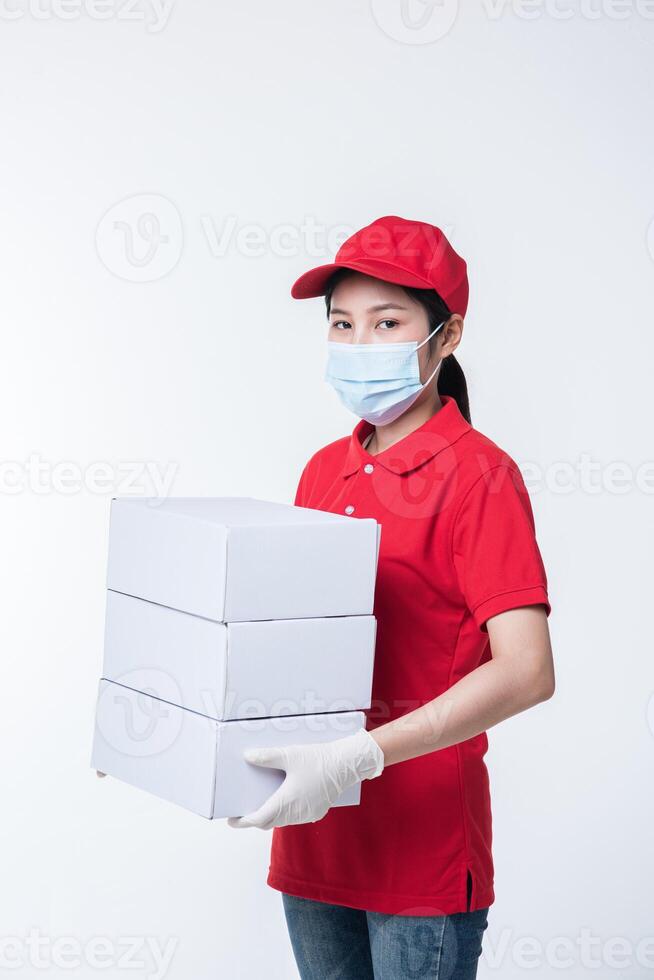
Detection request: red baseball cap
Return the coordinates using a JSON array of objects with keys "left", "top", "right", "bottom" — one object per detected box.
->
[{"left": 291, "top": 214, "right": 469, "bottom": 317}]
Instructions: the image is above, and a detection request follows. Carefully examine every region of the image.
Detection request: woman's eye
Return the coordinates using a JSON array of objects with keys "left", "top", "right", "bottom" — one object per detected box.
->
[
  {"left": 378, "top": 319, "right": 399, "bottom": 330},
  {"left": 331, "top": 320, "right": 351, "bottom": 330}
]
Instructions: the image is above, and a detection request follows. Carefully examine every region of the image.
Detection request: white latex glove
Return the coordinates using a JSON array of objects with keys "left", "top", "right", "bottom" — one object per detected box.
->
[{"left": 227, "top": 727, "right": 384, "bottom": 830}]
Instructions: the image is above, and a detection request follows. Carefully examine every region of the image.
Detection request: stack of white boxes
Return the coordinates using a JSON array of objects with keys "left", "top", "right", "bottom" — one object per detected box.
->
[{"left": 90, "top": 497, "right": 381, "bottom": 819}]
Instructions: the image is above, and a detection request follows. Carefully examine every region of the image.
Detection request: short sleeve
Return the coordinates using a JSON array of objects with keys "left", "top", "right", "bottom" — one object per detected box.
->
[
  {"left": 452, "top": 463, "right": 551, "bottom": 632},
  {"left": 293, "top": 461, "right": 310, "bottom": 507}
]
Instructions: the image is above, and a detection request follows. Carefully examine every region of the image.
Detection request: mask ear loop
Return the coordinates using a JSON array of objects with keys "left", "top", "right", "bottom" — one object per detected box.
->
[
  {"left": 422, "top": 357, "right": 443, "bottom": 388},
  {"left": 416, "top": 319, "right": 446, "bottom": 387},
  {"left": 415, "top": 319, "right": 446, "bottom": 350}
]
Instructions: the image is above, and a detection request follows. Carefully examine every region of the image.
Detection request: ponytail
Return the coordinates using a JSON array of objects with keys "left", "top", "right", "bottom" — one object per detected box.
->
[
  {"left": 437, "top": 353, "right": 471, "bottom": 424},
  {"left": 403, "top": 285, "right": 472, "bottom": 425}
]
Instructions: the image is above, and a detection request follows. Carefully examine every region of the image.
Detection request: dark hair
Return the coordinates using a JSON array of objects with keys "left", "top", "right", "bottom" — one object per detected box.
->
[{"left": 324, "top": 268, "right": 471, "bottom": 424}]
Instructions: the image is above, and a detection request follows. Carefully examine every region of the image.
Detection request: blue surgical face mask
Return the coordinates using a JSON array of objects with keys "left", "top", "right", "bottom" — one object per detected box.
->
[{"left": 324, "top": 320, "right": 446, "bottom": 426}]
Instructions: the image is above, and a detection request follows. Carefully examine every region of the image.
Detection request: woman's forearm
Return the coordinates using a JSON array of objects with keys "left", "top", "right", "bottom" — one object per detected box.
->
[{"left": 369, "top": 625, "right": 554, "bottom": 766}]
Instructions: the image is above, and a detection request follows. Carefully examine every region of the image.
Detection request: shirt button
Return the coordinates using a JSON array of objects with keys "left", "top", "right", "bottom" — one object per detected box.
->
[
  {"left": 363, "top": 463, "right": 374, "bottom": 474},
  {"left": 344, "top": 505, "right": 355, "bottom": 515}
]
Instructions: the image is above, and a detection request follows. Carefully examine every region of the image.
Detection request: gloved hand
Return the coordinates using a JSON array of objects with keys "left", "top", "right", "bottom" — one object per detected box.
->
[{"left": 227, "top": 727, "right": 384, "bottom": 830}]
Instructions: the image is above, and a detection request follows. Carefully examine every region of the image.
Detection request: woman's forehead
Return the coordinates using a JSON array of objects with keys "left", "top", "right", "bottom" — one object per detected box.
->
[{"left": 329, "top": 274, "right": 417, "bottom": 312}]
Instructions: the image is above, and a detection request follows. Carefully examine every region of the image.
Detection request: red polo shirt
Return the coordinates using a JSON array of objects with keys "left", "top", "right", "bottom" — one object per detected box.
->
[{"left": 267, "top": 395, "right": 550, "bottom": 916}]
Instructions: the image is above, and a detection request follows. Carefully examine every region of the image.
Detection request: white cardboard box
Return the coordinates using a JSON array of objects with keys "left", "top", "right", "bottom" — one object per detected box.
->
[
  {"left": 102, "top": 589, "right": 377, "bottom": 720},
  {"left": 106, "top": 497, "right": 381, "bottom": 622},
  {"left": 91, "top": 679, "right": 365, "bottom": 818}
]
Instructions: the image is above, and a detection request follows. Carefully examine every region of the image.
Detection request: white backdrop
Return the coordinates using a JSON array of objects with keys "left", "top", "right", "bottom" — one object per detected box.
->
[{"left": 1, "top": 2, "right": 652, "bottom": 977}]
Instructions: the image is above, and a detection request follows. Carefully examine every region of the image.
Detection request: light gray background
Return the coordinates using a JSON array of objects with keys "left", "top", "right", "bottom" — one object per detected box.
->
[{"left": 1, "top": 2, "right": 652, "bottom": 977}]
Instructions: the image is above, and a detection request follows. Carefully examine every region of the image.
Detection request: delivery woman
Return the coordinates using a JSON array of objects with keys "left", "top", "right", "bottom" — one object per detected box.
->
[{"left": 228, "top": 215, "right": 554, "bottom": 980}]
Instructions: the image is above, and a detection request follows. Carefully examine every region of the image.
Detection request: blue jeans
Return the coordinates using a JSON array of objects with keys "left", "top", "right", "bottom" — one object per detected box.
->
[{"left": 281, "top": 892, "right": 489, "bottom": 980}]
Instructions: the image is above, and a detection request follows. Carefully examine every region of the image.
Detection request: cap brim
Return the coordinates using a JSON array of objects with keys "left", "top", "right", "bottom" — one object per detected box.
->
[{"left": 290, "top": 259, "right": 434, "bottom": 299}]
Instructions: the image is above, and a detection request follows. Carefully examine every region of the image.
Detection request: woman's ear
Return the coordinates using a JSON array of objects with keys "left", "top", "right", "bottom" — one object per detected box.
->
[{"left": 439, "top": 315, "right": 463, "bottom": 358}]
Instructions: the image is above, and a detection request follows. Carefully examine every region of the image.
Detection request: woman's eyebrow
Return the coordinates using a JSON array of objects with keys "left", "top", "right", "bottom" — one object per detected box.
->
[
  {"left": 330, "top": 303, "right": 409, "bottom": 316},
  {"left": 367, "top": 303, "right": 409, "bottom": 312}
]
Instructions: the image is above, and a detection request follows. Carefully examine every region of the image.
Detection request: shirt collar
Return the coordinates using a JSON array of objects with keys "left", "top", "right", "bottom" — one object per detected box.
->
[{"left": 341, "top": 395, "right": 471, "bottom": 477}]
